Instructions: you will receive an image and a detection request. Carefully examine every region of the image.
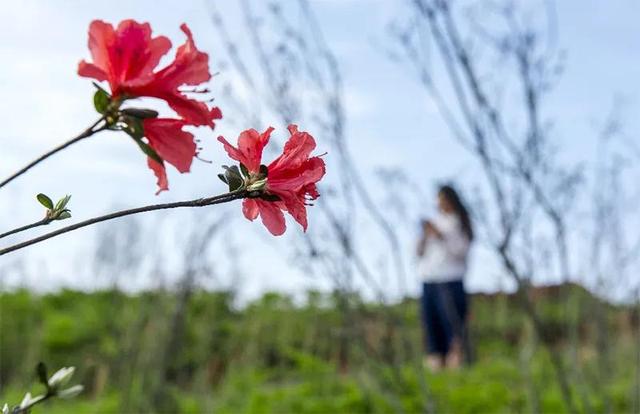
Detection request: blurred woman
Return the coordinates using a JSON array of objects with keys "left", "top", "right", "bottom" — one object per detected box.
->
[{"left": 416, "top": 184, "right": 473, "bottom": 371}]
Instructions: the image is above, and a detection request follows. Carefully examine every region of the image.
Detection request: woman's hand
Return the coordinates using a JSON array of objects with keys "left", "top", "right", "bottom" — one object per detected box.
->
[{"left": 424, "top": 220, "right": 443, "bottom": 239}]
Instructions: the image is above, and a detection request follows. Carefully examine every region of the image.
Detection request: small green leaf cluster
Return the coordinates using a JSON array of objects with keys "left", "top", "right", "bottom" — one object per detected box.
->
[
  {"left": 218, "top": 163, "right": 269, "bottom": 193},
  {"left": 36, "top": 194, "right": 72, "bottom": 222}
]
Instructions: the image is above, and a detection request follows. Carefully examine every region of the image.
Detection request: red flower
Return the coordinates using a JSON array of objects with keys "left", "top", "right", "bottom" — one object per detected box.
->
[
  {"left": 77, "top": 20, "right": 171, "bottom": 98},
  {"left": 78, "top": 20, "right": 220, "bottom": 127},
  {"left": 218, "top": 125, "right": 326, "bottom": 236},
  {"left": 143, "top": 118, "right": 197, "bottom": 194},
  {"left": 78, "top": 19, "right": 222, "bottom": 194}
]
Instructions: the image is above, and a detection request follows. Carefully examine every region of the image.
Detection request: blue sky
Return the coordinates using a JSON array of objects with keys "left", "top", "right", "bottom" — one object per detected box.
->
[{"left": 0, "top": 1, "right": 638, "bottom": 301}]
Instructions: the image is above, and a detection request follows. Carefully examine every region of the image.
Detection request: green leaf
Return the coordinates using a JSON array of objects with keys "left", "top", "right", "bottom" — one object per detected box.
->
[
  {"left": 36, "top": 362, "right": 48, "bottom": 387},
  {"left": 240, "top": 163, "right": 249, "bottom": 178},
  {"left": 122, "top": 114, "right": 163, "bottom": 164},
  {"left": 218, "top": 174, "right": 228, "bottom": 184},
  {"left": 130, "top": 136, "right": 163, "bottom": 165},
  {"left": 92, "top": 82, "right": 108, "bottom": 94},
  {"left": 56, "top": 211, "right": 72, "bottom": 220},
  {"left": 54, "top": 195, "right": 71, "bottom": 211},
  {"left": 93, "top": 89, "right": 111, "bottom": 114},
  {"left": 36, "top": 194, "right": 54, "bottom": 209},
  {"left": 223, "top": 165, "right": 244, "bottom": 192},
  {"left": 123, "top": 116, "right": 145, "bottom": 140},
  {"left": 121, "top": 108, "right": 159, "bottom": 119}
]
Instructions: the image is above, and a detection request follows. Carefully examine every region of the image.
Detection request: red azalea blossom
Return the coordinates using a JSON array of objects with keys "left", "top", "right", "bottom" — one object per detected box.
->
[
  {"left": 78, "top": 20, "right": 220, "bottom": 127},
  {"left": 78, "top": 20, "right": 171, "bottom": 98},
  {"left": 78, "top": 19, "right": 222, "bottom": 194},
  {"left": 218, "top": 125, "right": 326, "bottom": 236}
]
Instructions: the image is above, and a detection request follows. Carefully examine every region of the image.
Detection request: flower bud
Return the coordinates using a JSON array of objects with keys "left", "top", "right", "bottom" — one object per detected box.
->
[
  {"left": 58, "top": 385, "right": 84, "bottom": 399},
  {"left": 19, "top": 393, "right": 44, "bottom": 409},
  {"left": 19, "top": 392, "right": 32, "bottom": 409},
  {"left": 48, "top": 366, "right": 75, "bottom": 389}
]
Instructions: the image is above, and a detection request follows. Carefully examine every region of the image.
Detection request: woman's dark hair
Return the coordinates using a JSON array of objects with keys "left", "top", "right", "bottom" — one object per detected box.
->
[{"left": 439, "top": 184, "right": 474, "bottom": 241}]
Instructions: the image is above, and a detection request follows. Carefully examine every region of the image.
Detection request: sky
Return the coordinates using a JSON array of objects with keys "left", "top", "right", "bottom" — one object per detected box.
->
[{"left": 0, "top": 0, "right": 638, "bottom": 302}]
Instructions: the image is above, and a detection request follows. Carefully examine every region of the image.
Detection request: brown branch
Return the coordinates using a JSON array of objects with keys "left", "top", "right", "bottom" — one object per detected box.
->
[
  {"left": 0, "top": 190, "right": 248, "bottom": 256},
  {"left": 0, "top": 218, "right": 51, "bottom": 240},
  {"left": 0, "top": 117, "right": 107, "bottom": 190}
]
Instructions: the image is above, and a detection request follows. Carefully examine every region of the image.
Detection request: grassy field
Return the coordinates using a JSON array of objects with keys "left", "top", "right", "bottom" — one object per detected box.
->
[{"left": 1, "top": 287, "right": 638, "bottom": 413}]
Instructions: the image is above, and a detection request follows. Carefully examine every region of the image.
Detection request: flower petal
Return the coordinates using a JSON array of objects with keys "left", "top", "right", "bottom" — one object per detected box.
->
[
  {"left": 256, "top": 199, "right": 286, "bottom": 236},
  {"left": 85, "top": 20, "right": 115, "bottom": 75},
  {"left": 279, "top": 191, "right": 309, "bottom": 231},
  {"left": 112, "top": 21, "right": 171, "bottom": 89},
  {"left": 243, "top": 198, "right": 259, "bottom": 221},
  {"left": 77, "top": 61, "right": 108, "bottom": 82},
  {"left": 217, "top": 136, "right": 247, "bottom": 167},
  {"left": 268, "top": 156, "right": 325, "bottom": 193},
  {"left": 143, "top": 118, "right": 196, "bottom": 173},
  {"left": 159, "top": 24, "right": 212, "bottom": 86},
  {"left": 162, "top": 92, "right": 221, "bottom": 127},
  {"left": 238, "top": 127, "right": 273, "bottom": 172},
  {"left": 147, "top": 157, "right": 169, "bottom": 195},
  {"left": 130, "top": 24, "right": 213, "bottom": 125},
  {"left": 58, "top": 385, "right": 84, "bottom": 399},
  {"left": 136, "top": 30, "right": 172, "bottom": 77},
  {"left": 217, "top": 126, "right": 273, "bottom": 172},
  {"left": 163, "top": 93, "right": 217, "bottom": 127},
  {"left": 268, "top": 125, "right": 317, "bottom": 173},
  {"left": 210, "top": 106, "right": 223, "bottom": 129}
]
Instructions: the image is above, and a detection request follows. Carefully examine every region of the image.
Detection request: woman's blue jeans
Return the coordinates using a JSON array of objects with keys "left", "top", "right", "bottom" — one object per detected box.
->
[{"left": 420, "top": 280, "right": 468, "bottom": 356}]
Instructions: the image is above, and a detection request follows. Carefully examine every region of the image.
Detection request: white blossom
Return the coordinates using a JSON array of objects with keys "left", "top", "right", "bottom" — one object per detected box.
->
[
  {"left": 18, "top": 393, "right": 44, "bottom": 410},
  {"left": 58, "top": 385, "right": 84, "bottom": 399},
  {"left": 48, "top": 366, "right": 75, "bottom": 389}
]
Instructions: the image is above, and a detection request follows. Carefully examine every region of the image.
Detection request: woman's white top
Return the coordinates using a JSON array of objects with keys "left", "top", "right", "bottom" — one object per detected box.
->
[{"left": 417, "top": 213, "right": 471, "bottom": 282}]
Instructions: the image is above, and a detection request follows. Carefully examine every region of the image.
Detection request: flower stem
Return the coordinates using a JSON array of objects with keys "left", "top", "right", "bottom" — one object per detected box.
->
[
  {"left": 0, "top": 117, "right": 107, "bottom": 190},
  {"left": 0, "top": 218, "right": 50, "bottom": 240},
  {"left": 0, "top": 190, "right": 248, "bottom": 256}
]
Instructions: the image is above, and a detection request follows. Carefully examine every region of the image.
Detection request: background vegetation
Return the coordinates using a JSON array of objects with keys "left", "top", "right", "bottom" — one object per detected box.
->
[{"left": 1, "top": 285, "right": 638, "bottom": 413}]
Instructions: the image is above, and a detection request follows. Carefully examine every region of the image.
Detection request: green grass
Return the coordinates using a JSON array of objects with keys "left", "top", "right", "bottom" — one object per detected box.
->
[{"left": 1, "top": 288, "right": 638, "bottom": 413}]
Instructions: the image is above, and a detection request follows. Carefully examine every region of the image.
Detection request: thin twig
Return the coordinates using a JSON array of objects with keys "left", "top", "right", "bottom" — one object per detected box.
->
[
  {"left": 0, "top": 117, "right": 107, "bottom": 190},
  {"left": 0, "top": 218, "right": 50, "bottom": 240},
  {"left": 0, "top": 190, "right": 248, "bottom": 256}
]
